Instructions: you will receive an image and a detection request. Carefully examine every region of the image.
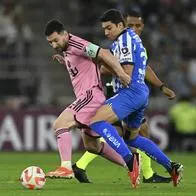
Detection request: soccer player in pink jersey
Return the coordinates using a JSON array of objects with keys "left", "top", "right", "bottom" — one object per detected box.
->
[{"left": 44, "top": 19, "right": 133, "bottom": 179}]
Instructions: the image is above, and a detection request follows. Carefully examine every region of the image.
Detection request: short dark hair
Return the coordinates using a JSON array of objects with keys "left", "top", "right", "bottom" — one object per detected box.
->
[
  {"left": 44, "top": 19, "right": 65, "bottom": 36},
  {"left": 126, "top": 9, "right": 143, "bottom": 19},
  {"left": 100, "top": 9, "right": 125, "bottom": 26}
]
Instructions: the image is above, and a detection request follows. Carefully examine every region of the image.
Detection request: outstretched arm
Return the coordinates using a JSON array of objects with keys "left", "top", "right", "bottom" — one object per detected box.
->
[
  {"left": 84, "top": 43, "right": 130, "bottom": 86},
  {"left": 146, "top": 65, "right": 176, "bottom": 100}
]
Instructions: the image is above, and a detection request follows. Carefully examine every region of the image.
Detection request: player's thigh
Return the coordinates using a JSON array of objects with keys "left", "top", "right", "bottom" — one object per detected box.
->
[
  {"left": 53, "top": 110, "right": 77, "bottom": 130},
  {"left": 91, "top": 90, "right": 133, "bottom": 124},
  {"left": 111, "top": 120, "right": 124, "bottom": 136},
  {"left": 104, "top": 90, "right": 136, "bottom": 122},
  {"left": 139, "top": 119, "right": 149, "bottom": 138},
  {"left": 91, "top": 104, "right": 119, "bottom": 124},
  {"left": 82, "top": 130, "right": 101, "bottom": 154},
  {"left": 123, "top": 123, "right": 140, "bottom": 140}
]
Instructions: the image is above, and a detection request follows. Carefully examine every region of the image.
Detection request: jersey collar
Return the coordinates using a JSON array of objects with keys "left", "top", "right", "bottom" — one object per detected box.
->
[{"left": 115, "top": 28, "right": 129, "bottom": 41}]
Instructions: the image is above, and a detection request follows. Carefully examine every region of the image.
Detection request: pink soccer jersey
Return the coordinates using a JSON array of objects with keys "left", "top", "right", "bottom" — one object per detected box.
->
[
  {"left": 59, "top": 34, "right": 106, "bottom": 129},
  {"left": 62, "top": 34, "right": 103, "bottom": 97}
]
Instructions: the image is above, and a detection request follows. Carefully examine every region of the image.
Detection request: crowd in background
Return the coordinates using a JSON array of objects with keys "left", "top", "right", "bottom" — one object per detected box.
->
[
  {"left": 0, "top": 0, "right": 195, "bottom": 139},
  {"left": 0, "top": 0, "right": 35, "bottom": 109}
]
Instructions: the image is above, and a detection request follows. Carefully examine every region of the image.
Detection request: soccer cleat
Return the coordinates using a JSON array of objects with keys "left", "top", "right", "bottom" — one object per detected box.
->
[
  {"left": 143, "top": 173, "right": 172, "bottom": 183},
  {"left": 128, "top": 153, "right": 140, "bottom": 188},
  {"left": 72, "top": 163, "right": 91, "bottom": 183},
  {"left": 46, "top": 167, "right": 74, "bottom": 179},
  {"left": 170, "top": 162, "right": 184, "bottom": 187}
]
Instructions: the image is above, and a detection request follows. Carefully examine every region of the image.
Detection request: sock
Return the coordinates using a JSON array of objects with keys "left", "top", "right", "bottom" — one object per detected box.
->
[
  {"left": 90, "top": 121, "right": 133, "bottom": 171},
  {"left": 61, "top": 161, "right": 72, "bottom": 170},
  {"left": 56, "top": 129, "right": 72, "bottom": 170},
  {"left": 125, "top": 135, "right": 172, "bottom": 172},
  {"left": 137, "top": 149, "right": 153, "bottom": 179},
  {"left": 76, "top": 151, "right": 97, "bottom": 170},
  {"left": 99, "top": 142, "right": 126, "bottom": 167}
]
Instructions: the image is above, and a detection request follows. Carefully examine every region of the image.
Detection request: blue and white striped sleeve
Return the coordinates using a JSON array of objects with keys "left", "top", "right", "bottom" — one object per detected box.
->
[{"left": 118, "top": 32, "right": 134, "bottom": 65}]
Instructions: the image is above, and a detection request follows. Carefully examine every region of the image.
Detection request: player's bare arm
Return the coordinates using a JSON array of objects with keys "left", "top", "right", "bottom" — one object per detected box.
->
[
  {"left": 121, "top": 64, "right": 134, "bottom": 77},
  {"left": 52, "top": 54, "right": 65, "bottom": 64},
  {"left": 97, "top": 48, "right": 130, "bottom": 86},
  {"left": 100, "top": 64, "right": 112, "bottom": 75},
  {"left": 100, "top": 63, "right": 133, "bottom": 77},
  {"left": 84, "top": 42, "right": 130, "bottom": 86},
  {"left": 146, "top": 65, "right": 176, "bottom": 99},
  {"left": 101, "top": 62, "right": 133, "bottom": 79}
]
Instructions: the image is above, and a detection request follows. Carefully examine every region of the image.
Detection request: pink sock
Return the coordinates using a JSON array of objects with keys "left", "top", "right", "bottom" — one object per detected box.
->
[
  {"left": 100, "top": 142, "right": 126, "bottom": 167},
  {"left": 56, "top": 129, "right": 72, "bottom": 162}
]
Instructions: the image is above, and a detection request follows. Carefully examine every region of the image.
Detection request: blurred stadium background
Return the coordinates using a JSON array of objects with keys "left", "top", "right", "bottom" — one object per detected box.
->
[{"left": 0, "top": 0, "right": 196, "bottom": 153}]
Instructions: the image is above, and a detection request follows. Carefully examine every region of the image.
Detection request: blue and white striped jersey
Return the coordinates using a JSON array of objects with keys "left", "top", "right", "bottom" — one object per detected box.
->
[{"left": 110, "top": 28, "right": 148, "bottom": 93}]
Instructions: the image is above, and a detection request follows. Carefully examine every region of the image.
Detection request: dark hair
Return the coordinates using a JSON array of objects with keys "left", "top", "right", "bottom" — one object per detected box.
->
[
  {"left": 44, "top": 19, "right": 65, "bottom": 36},
  {"left": 100, "top": 9, "right": 125, "bottom": 26},
  {"left": 126, "top": 9, "right": 143, "bottom": 19}
]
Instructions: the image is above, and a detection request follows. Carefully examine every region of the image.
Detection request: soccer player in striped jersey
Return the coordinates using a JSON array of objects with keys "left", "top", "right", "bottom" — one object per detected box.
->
[
  {"left": 125, "top": 9, "right": 175, "bottom": 183},
  {"left": 73, "top": 9, "right": 175, "bottom": 184},
  {"left": 88, "top": 9, "right": 183, "bottom": 188}
]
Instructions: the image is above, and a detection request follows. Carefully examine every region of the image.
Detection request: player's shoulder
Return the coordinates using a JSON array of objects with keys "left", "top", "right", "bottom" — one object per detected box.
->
[
  {"left": 125, "top": 28, "right": 142, "bottom": 43},
  {"left": 68, "top": 34, "right": 88, "bottom": 49},
  {"left": 117, "top": 28, "right": 134, "bottom": 42}
]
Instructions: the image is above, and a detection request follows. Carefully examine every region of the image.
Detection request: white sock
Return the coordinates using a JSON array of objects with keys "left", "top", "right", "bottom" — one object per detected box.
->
[{"left": 61, "top": 161, "right": 72, "bottom": 170}]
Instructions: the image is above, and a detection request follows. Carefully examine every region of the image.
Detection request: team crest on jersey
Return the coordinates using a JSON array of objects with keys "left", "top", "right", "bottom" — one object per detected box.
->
[{"left": 121, "top": 47, "right": 129, "bottom": 54}]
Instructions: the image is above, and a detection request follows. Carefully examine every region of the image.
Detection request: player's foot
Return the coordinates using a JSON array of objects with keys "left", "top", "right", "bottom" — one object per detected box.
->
[
  {"left": 143, "top": 173, "right": 172, "bottom": 183},
  {"left": 46, "top": 167, "right": 74, "bottom": 179},
  {"left": 72, "top": 163, "right": 91, "bottom": 183},
  {"left": 128, "top": 153, "right": 140, "bottom": 188},
  {"left": 170, "top": 162, "right": 184, "bottom": 187}
]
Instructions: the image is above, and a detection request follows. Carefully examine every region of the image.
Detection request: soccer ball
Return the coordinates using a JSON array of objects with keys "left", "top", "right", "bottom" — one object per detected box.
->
[{"left": 20, "top": 166, "right": 46, "bottom": 190}]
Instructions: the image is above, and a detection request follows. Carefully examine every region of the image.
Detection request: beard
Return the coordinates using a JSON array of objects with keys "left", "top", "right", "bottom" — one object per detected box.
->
[
  {"left": 56, "top": 42, "right": 68, "bottom": 53},
  {"left": 55, "top": 47, "right": 63, "bottom": 53}
]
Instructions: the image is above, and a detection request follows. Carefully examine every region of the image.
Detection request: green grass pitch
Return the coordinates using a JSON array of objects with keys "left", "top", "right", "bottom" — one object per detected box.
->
[{"left": 0, "top": 152, "right": 195, "bottom": 196}]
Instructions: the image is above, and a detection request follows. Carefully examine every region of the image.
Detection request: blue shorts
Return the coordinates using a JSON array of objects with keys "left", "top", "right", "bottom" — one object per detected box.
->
[{"left": 105, "top": 85, "right": 149, "bottom": 128}]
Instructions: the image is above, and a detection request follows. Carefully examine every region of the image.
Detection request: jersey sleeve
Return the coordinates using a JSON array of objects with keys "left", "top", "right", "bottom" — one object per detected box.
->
[
  {"left": 118, "top": 32, "right": 134, "bottom": 65},
  {"left": 69, "top": 35, "right": 100, "bottom": 58}
]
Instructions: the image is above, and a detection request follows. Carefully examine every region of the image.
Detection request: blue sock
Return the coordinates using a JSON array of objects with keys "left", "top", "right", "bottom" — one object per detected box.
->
[
  {"left": 90, "top": 121, "right": 133, "bottom": 167},
  {"left": 125, "top": 135, "right": 172, "bottom": 172}
]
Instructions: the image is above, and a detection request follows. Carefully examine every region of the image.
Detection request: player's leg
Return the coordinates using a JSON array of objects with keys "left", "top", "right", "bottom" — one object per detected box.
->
[
  {"left": 124, "top": 111, "right": 183, "bottom": 186},
  {"left": 74, "top": 151, "right": 97, "bottom": 172},
  {"left": 124, "top": 119, "right": 171, "bottom": 183},
  {"left": 82, "top": 130, "right": 126, "bottom": 167},
  {"left": 73, "top": 122, "right": 124, "bottom": 183},
  {"left": 139, "top": 120, "right": 171, "bottom": 183},
  {"left": 72, "top": 150, "right": 97, "bottom": 183},
  {"left": 72, "top": 130, "right": 99, "bottom": 183},
  {"left": 90, "top": 94, "right": 140, "bottom": 188},
  {"left": 46, "top": 110, "right": 77, "bottom": 178},
  {"left": 77, "top": 129, "right": 134, "bottom": 184},
  {"left": 75, "top": 121, "right": 124, "bottom": 169}
]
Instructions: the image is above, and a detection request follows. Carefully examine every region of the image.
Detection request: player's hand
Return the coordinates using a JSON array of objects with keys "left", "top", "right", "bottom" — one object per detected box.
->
[
  {"left": 52, "top": 54, "right": 65, "bottom": 64},
  {"left": 119, "top": 73, "right": 131, "bottom": 87},
  {"left": 161, "top": 86, "right": 176, "bottom": 100}
]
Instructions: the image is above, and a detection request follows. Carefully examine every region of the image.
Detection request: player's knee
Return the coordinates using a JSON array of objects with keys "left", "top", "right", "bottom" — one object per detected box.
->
[
  {"left": 53, "top": 118, "right": 74, "bottom": 131},
  {"left": 90, "top": 104, "right": 116, "bottom": 124},
  {"left": 90, "top": 116, "right": 100, "bottom": 124},
  {"left": 129, "top": 128, "right": 139, "bottom": 140},
  {"left": 139, "top": 121, "right": 149, "bottom": 138},
  {"left": 84, "top": 142, "right": 100, "bottom": 154},
  {"left": 86, "top": 146, "right": 99, "bottom": 154},
  {"left": 52, "top": 119, "right": 58, "bottom": 131}
]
